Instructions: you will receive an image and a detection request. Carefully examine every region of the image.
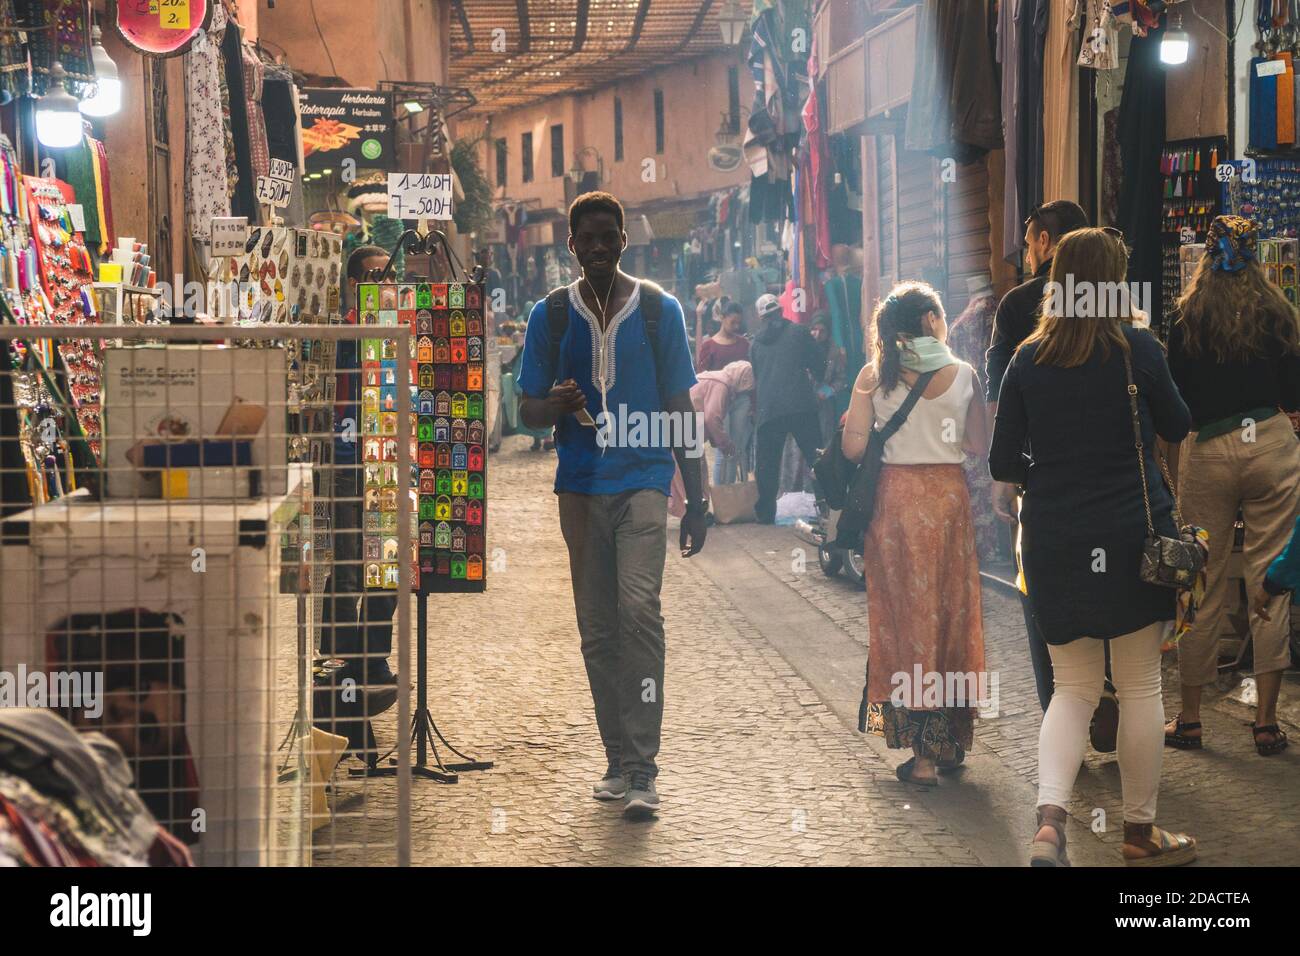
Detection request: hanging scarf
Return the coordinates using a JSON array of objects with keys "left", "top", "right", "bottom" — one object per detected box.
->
[{"left": 899, "top": 335, "right": 959, "bottom": 373}]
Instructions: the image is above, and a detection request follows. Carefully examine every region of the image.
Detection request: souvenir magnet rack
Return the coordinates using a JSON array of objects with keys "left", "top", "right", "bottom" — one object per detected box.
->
[{"left": 354, "top": 227, "right": 492, "bottom": 783}]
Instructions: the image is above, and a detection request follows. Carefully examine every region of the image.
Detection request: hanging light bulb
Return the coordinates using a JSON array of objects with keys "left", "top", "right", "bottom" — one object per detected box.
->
[
  {"left": 80, "top": 26, "right": 122, "bottom": 117},
  {"left": 36, "top": 63, "right": 84, "bottom": 149},
  {"left": 1160, "top": 8, "right": 1190, "bottom": 66}
]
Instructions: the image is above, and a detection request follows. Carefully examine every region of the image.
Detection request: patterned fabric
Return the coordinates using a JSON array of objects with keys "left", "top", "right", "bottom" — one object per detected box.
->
[
  {"left": 16, "top": 0, "right": 93, "bottom": 93},
  {"left": 946, "top": 291, "right": 1000, "bottom": 564},
  {"left": 867, "top": 702, "right": 974, "bottom": 763},
  {"left": 1169, "top": 526, "right": 1211, "bottom": 651},
  {"left": 0, "top": 0, "right": 29, "bottom": 103},
  {"left": 1206, "top": 215, "right": 1259, "bottom": 273},
  {"left": 863, "top": 463, "right": 985, "bottom": 757},
  {"left": 241, "top": 44, "right": 271, "bottom": 181},
  {"left": 218, "top": 21, "right": 239, "bottom": 207},
  {"left": 184, "top": 3, "right": 231, "bottom": 241}
]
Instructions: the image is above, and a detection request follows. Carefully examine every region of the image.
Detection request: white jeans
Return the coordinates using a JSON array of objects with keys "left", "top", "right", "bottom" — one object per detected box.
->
[{"left": 1037, "top": 622, "right": 1165, "bottom": 824}]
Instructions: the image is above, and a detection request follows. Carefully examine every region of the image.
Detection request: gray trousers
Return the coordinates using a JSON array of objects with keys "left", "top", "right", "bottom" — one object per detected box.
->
[{"left": 558, "top": 489, "right": 667, "bottom": 778}]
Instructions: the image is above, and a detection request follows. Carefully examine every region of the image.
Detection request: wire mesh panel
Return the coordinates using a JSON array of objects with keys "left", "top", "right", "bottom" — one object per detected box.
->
[{"left": 0, "top": 323, "right": 411, "bottom": 867}]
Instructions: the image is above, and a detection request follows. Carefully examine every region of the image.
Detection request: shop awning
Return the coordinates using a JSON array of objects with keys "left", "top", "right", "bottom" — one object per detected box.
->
[
  {"left": 449, "top": 1, "right": 742, "bottom": 115},
  {"left": 824, "top": 4, "right": 918, "bottom": 132}
]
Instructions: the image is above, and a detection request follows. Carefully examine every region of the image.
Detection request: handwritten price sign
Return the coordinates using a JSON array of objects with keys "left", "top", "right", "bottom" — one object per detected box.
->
[
  {"left": 387, "top": 173, "right": 453, "bottom": 221},
  {"left": 255, "top": 176, "right": 291, "bottom": 208}
]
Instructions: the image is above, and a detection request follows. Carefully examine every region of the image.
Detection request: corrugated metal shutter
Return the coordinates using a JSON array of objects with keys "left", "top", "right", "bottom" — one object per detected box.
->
[
  {"left": 895, "top": 145, "right": 940, "bottom": 290},
  {"left": 874, "top": 133, "right": 897, "bottom": 284},
  {"left": 943, "top": 158, "right": 992, "bottom": 316}
]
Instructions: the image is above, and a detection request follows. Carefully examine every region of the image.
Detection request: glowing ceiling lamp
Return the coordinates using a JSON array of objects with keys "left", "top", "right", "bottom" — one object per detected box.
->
[
  {"left": 36, "top": 63, "right": 83, "bottom": 149},
  {"left": 1160, "top": 9, "right": 1190, "bottom": 65},
  {"left": 80, "top": 26, "right": 122, "bottom": 117}
]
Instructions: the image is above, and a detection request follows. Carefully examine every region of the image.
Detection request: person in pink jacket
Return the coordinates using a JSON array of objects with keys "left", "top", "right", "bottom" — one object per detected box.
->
[{"left": 669, "top": 360, "right": 755, "bottom": 518}]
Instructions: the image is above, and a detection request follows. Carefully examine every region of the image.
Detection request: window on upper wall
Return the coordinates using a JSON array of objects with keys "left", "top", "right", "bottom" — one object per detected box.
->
[
  {"left": 614, "top": 97, "right": 624, "bottom": 162},
  {"left": 653, "top": 90, "right": 664, "bottom": 154},
  {"left": 551, "top": 124, "right": 564, "bottom": 179},
  {"left": 727, "top": 66, "right": 741, "bottom": 135},
  {"left": 521, "top": 131, "right": 534, "bottom": 183},
  {"left": 495, "top": 138, "right": 507, "bottom": 187}
]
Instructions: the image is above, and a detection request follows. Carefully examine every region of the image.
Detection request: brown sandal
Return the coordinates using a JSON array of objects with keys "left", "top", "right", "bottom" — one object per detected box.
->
[
  {"left": 895, "top": 756, "right": 938, "bottom": 788},
  {"left": 1030, "top": 805, "right": 1070, "bottom": 867},
  {"left": 1164, "top": 713, "right": 1203, "bottom": 750},
  {"left": 1252, "top": 723, "right": 1289, "bottom": 756},
  {"left": 1122, "top": 822, "right": 1197, "bottom": 867}
]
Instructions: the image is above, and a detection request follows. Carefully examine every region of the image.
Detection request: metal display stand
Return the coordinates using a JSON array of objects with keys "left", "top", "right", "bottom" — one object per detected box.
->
[{"left": 350, "top": 228, "right": 493, "bottom": 784}]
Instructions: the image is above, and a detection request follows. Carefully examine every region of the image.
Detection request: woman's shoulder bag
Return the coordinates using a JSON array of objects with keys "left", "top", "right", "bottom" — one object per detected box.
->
[{"left": 831, "top": 369, "right": 938, "bottom": 550}]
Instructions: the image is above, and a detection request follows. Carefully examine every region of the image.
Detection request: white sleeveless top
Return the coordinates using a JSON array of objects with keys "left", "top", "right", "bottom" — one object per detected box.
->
[{"left": 872, "top": 363, "right": 976, "bottom": 465}]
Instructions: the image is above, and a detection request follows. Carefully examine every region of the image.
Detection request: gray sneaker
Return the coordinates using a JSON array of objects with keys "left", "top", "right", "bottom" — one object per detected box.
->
[
  {"left": 592, "top": 762, "right": 626, "bottom": 800},
  {"left": 622, "top": 770, "right": 660, "bottom": 817}
]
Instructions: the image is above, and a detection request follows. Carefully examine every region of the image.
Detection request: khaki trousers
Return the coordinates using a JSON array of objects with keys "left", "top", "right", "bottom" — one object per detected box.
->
[{"left": 1177, "top": 415, "right": 1300, "bottom": 686}]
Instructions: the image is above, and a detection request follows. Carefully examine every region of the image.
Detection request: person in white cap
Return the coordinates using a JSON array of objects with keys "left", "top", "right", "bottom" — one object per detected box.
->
[{"left": 749, "top": 293, "right": 825, "bottom": 523}]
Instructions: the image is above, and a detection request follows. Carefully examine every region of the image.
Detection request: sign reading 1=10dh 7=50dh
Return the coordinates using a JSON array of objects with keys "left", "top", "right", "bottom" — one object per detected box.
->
[
  {"left": 357, "top": 280, "right": 488, "bottom": 594},
  {"left": 387, "top": 173, "right": 453, "bottom": 221}
]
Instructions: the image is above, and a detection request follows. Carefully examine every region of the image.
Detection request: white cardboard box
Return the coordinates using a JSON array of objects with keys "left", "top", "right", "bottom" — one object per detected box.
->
[
  {"left": 102, "top": 345, "right": 288, "bottom": 500},
  {"left": 0, "top": 467, "right": 313, "bottom": 866}
]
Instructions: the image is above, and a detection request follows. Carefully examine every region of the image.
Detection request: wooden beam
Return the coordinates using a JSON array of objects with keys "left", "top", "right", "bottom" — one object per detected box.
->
[
  {"left": 517, "top": 0, "right": 531, "bottom": 54},
  {"left": 675, "top": 0, "right": 716, "bottom": 54},
  {"left": 573, "top": 0, "right": 590, "bottom": 53},
  {"left": 624, "top": 0, "right": 653, "bottom": 52},
  {"left": 451, "top": 0, "right": 474, "bottom": 54}
]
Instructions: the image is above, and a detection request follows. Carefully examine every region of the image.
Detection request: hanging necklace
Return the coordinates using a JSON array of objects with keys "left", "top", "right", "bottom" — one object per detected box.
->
[{"left": 583, "top": 272, "right": 617, "bottom": 328}]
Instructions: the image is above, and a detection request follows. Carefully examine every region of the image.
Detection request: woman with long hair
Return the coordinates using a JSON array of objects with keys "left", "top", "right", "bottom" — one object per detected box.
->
[
  {"left": 1164, "top": 216, "right": 1300, "bottom": 757},
  {"left": 989, "top": 228, "right": 1195, "bottom": 866},
  {"left": 843, "top": 282, "right": 989, "bottom": 788}
]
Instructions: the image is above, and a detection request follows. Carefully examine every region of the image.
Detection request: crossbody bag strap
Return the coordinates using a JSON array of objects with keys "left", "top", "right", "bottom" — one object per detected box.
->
[
  {"left": 1122, "top": 349, "right": 1185, "bottom": 536},
  {"left": 878, "top": 369, "right": 939, "bottom": 444}
]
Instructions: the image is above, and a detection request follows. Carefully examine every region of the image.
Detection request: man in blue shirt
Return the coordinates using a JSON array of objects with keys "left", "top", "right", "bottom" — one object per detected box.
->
[{"left": 519, "top": 192, "right": 706, "bottom": 818}]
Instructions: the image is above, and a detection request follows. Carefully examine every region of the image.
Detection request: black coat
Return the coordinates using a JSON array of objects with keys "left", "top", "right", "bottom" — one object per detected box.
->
[
  {"left": 989, "top": 326, "right": 1193, "bottom": 644},
  {"left": 984, "top": 258, "right": 1051, "bottom": 402},
  {"left": 750, "top": 317, "right": 821, "bottom": 426}
]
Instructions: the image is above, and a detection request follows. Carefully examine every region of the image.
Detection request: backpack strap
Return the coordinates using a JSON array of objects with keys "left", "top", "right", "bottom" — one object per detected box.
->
[
  {"left": 640, "top": 280, "right": 664, "bottom": 341},
  {"left": 878, "top": 369, "right": 938, "bottom": 444},
  {"left": 545, "top": 286, "right": 570, "bottom": 385},
  {"left": 638, "top": 280, "right": 667, "bottom": 402}
]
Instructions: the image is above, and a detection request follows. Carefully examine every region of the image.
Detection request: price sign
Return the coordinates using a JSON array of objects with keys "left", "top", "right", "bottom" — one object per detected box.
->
[
  {"left": 159, "top": 0, "right": 190, "bottom": 30},
  {"left": 387, "top": 173, "right": 453, "bottom": 221},
  {"left": 255, "top": 176, "right": 292, "bottom": 208},
  {"left": 269, "top": 158, "right": 296, "bottom": 184},
  {"left": 211, "top": 217, "right": 248, "bottom": 256},
  {"left": 67, "top": 204, "right": 86, "bottom": 233}
]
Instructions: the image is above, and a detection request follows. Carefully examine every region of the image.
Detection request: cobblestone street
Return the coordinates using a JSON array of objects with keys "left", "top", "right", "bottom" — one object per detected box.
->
[{"left": 320, "top": 436, "right": 1300, "bottom": 866}]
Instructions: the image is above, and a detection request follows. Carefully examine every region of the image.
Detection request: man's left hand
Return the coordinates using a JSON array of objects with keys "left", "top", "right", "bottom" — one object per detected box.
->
[{"left": 680, "top": 505, "right": 708, "bottom": 557}]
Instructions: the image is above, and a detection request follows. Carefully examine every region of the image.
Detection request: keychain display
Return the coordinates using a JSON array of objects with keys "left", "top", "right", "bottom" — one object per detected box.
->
[
  {"left": 356, "top": 279, "right": 488, "bottom": 594},
  {"left": 22, "top": 176, "right": 102, "bottom": 460},
  {"left": 1224, "top": 156, "right": 1300, "bottom": 238}
]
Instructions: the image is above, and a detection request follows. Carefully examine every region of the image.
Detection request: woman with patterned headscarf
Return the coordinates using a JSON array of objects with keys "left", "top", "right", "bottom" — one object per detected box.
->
[{"left": 1165, "top": 215, "right": 1300, "bottom": 757}]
